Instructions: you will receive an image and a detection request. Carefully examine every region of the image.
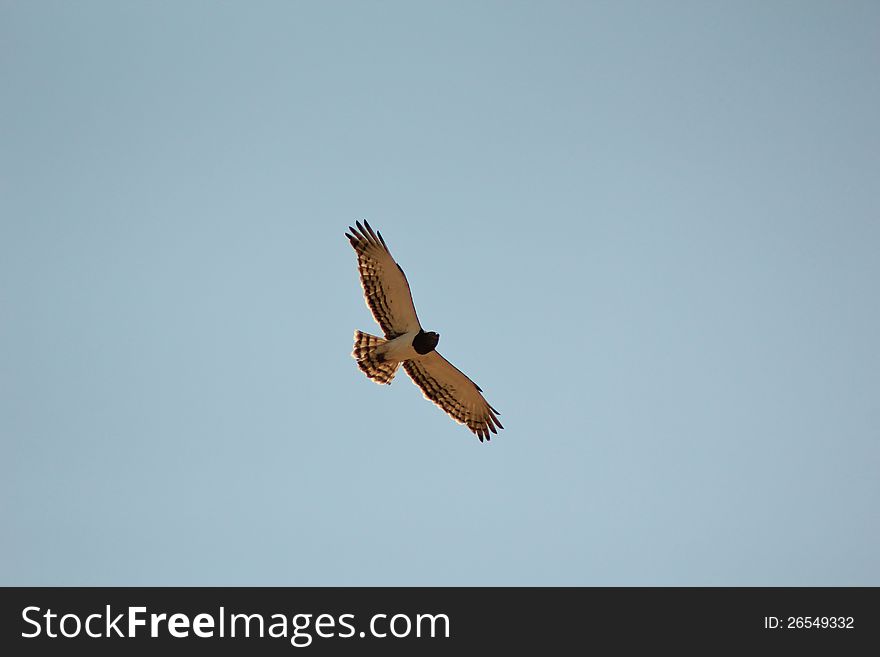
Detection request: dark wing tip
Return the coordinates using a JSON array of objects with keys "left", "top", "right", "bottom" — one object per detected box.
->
[
  {"left": 348, "top": 220, "right": 390, "bottom": 252},
  {"left": 364, "top": 221, "right": 380, "bottom": 243}
]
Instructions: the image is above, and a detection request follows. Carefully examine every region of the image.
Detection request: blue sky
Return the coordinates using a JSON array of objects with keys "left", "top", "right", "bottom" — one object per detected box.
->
[{"left": 2, "top": 1, "right": 878, "bottom": 585}]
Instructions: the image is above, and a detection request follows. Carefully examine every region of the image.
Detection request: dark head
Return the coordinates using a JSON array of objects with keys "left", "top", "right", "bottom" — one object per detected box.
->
[{"left": 412, "top": 330, "right": 440, "bottom": 355}]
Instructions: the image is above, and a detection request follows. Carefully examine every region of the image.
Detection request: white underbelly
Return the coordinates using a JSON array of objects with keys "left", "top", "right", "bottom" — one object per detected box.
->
[{"left": 377, "top": 331, "right": 421, "bottom": 362}]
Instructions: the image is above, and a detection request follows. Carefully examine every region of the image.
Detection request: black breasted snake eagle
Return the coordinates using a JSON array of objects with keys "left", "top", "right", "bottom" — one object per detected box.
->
[{"left": 346, "top": 220, "right": 502, "bottom": 441}]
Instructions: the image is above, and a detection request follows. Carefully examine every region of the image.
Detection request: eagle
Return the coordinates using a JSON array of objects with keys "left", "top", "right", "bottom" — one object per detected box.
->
[{"left": 346, "top": 220, "right": 502, "bottom": 441}]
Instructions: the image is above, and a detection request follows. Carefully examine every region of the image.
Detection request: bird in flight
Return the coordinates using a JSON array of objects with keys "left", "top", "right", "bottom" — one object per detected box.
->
[{"left": 346, "top": 220, "right": 502, "bottom": 441}]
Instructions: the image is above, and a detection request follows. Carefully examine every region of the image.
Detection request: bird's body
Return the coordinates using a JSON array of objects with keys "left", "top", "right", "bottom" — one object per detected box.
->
[
  {"left": 377, "top": 330, "right": 422, "bottom": 362},
  {"left": 377, "top": 329, "right": 439, "bottom": 362},
  {"left": 346, "top": 220, "right": 502, "bottom": 441}
]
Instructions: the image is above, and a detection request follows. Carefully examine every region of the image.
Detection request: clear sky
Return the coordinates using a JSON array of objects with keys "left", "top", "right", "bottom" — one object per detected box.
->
[{"left": 2, "top": 1, "right": 878, "bottom": 586}]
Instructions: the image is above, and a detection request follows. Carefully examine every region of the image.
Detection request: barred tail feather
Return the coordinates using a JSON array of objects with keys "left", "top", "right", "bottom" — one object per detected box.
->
[{"left": 352, "top": 330, "right": 400, "bottom": 385}]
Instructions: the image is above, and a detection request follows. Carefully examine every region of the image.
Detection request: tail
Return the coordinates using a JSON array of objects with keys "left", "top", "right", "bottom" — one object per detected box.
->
[{"left": 352, "top": 330, "right": 400, "bottom": 385}]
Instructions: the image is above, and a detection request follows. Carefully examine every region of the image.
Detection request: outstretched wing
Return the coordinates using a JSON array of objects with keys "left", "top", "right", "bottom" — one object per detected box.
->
[
  {"left": 404, "top": 352, "right": 503, "bottom": 442},
  {"left": 346, "top": 220, "right": 422, "bottom": 338}
]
